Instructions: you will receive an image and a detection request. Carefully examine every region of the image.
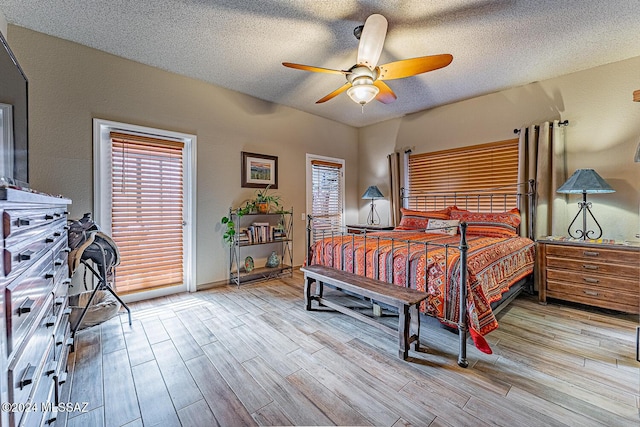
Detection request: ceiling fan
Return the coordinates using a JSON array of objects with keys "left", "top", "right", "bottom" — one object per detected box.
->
[{"left": 283, "top": 14, "right": 453, "bottom": 107}]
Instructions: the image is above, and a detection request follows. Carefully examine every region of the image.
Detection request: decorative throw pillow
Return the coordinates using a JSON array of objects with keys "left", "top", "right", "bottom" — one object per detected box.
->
[
  {"left": 426, "top": 219, "right": 460, "bottom": 235},
  {"left": 395, "top": 207, "right": 451, "bottom": 230},
  {"left": 450, "top": 208, "right": 521, "bottom": 237}
]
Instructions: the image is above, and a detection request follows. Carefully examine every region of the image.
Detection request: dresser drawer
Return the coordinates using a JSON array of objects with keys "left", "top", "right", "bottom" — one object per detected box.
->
[
  {"left": 7, "top": 299, "right": 55, "bottom": 425},
  {"left": 2, "top": 208, "right": 66, "bottom": 240},
  {"left": 545, "top": 244, "right": 638, "bottom": 265},
  {"left": 19, "top": 342, "right": 56, "bottom": 427},
  {"left": 6, "top": 256, "right": 55, "bottom": 355}
]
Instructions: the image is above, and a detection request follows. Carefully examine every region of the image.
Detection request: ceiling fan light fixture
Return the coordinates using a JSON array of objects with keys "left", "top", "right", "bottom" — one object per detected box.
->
[{"left": 347, "top": 83, "right": 379, "bottom": 105}]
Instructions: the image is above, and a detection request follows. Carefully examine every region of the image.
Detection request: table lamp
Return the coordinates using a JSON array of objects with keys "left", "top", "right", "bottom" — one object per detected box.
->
[
  {"left": 362, "top": 185, "right": 384, "bottom": 225},
  {"left": 557, "top": 169, "right": 615, "bottom": 240}
]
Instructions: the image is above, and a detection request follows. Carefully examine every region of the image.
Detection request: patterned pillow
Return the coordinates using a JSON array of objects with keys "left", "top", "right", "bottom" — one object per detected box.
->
[
  {"left": 426, "top": 219, "right": 460, "bottom": 235},
  {"left": 449, "top": 208, "right": 521, "bottom": 237},
  {"left": 395, "top": 207, "right": 451, "bottom": 230}
]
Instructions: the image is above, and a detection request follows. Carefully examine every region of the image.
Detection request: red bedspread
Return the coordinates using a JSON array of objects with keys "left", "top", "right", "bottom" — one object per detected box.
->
[{"left": 309, "top": 231, "right": 535, "bottom": 353}]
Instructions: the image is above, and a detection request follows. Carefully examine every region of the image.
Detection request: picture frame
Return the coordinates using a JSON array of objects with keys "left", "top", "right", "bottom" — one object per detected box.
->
[{"left": 241, "top": 151, "right": 278, "bottom": 189}]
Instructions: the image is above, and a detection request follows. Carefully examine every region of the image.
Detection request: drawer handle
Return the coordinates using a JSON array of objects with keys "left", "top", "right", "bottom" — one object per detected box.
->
[
  {"left": 45, "top": 360, "right": 57, "bottom": 376},
  {"left": 19, "top": 363, "right": 36, "bottom": 389},
  {"left": 45, "top": 272, "right": 54, "bottom": 279},
  {"left": 53, "top": 232, "right": 62, "bottom": 237},
  {"left": 57, "top": 371, "right": 67, "bottom": 386},
  {"left": 583, "top": 290, "right": 599, "bottom": 296},
  {"left": 62, "top": 278, "right": 72, "bottom": 285},
  {"left": 63, "top": 308, "right": 72, "bottom": 316},
  {"left": 45, "top": 413, "right": 57, "bottom": 425},
  {"left": 45, "top": 315, "right": 57, "bottom": 328},
  {"left": 583, "top": 277, "right": 599, "bottom": 284},
  {"left": 45, "top": 237, "right": 55, "bottom": 243},
  {"left": 54, "top": 260, "right": 63, "bottom": 266},
  {"left": 583, "top": 251, "right": 599, "bottom": 257},
  {"left": 17, "top": 218, "right": 31, "bottom": 226},
  {"left": 62, "top": 247, "right": 71, "bottom": 253},
  {"left": 19, "top": 250, "right": 34, "bottom": 261},
  {"left": 66, "top": 337, "right": 74, "bottom": 348},
  {"left": 18, "top": 298, "right": 34, "bottom": 315},
  {"left": 45, "top": 214, "right": 54, "bottom": 220},
  {"left": 54, "top": 296, "right": 65, "bottom": 306},
  {"left": 582, "top": 264, "right": 599, "bottom": 271},
  {"left": 54, "top": 212, "right": 62, "bottom": 218}
]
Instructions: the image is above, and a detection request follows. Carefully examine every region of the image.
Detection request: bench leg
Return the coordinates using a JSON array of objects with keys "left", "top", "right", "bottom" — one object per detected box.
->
[
  {"left": 304, "top": 275, "right": 313, "bottom": 311},
  {"left": 399, "top": 305, "right": 410, "bottom": 360},
  {"left": 410, "top": 303, "right": 420, "bottom": 352}
]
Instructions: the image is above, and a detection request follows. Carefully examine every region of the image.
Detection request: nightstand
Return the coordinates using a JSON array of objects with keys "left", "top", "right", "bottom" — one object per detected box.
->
[
  {"left": 537, "top": 239, "right": 639, "bottom": 314},
  {"left": 346, "top": 224, "right": 395, "bottom": 234}
]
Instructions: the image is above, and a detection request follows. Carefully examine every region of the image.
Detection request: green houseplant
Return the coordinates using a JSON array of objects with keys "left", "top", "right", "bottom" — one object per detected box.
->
[{"left": 253, "top": 185, "right": 281, "bottom": 214}]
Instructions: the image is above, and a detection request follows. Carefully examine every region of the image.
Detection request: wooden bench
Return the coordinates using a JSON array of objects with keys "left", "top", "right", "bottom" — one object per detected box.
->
[{"left": 300, "top": 264, "right": 428, "bottom": 360}]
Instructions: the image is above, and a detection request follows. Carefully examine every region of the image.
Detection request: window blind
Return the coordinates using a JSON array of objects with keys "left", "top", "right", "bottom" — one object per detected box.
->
[
  {"left": 110, "top": 132, "right": 184, "bottom": 294},
  {"left": 408, "top": 139, "right": 519, "bottom": 211},
  {"left": 311, "top": 160, "right": 343, "bottom": 238}
]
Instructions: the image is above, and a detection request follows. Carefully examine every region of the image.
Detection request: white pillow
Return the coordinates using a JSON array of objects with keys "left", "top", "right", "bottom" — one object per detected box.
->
[{"left": 426, "top": 219, "right": 460, "bottom": 235}]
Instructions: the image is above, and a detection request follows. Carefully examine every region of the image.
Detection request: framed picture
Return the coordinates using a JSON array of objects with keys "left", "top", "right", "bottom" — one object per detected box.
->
[{"left": 241, "top": 151, "right": 278, "bottom": 189}]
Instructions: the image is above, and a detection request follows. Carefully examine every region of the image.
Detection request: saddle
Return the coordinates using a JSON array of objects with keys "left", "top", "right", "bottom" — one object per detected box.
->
[{"left": 67, "top": 213, "right": 120, "bottom": 281}]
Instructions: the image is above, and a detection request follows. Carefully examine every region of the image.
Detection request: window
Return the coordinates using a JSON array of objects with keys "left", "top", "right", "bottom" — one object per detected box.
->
[
  {"left": 407, "top": 139, "right": 519, "bottom": 211},
  {"left": 94, "top": 119, "right": 196, "bottom": 301},
  {"left": 307, "top": 155, "right": 344, "bottom": 238}
]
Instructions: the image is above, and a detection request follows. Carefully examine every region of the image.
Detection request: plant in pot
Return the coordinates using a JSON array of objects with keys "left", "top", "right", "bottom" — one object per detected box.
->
[{"left": 253, "top": 185, "right": 281, "bottom": 214}]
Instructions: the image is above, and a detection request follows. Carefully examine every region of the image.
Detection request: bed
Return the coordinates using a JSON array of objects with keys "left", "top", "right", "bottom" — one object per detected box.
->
[{"left": 305, "top": 181, "right": 536, "bottom": 364}]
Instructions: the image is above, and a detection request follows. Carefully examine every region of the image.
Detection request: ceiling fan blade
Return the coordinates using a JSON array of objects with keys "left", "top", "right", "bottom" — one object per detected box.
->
[
  {"left": 373, "top": 80, "right": 397, "bottom": 104},
  {"left": 316, "top": 83, "right": 351, "bottom": 103},
  {"left": 282, "top": 62, "right": 349, "bottom": 75},
  {"left": 356, "top": 14, "right": 388, "bottom": 69},
  {"left": 378, "top": 54, "right": 453, "bottom": 80}
]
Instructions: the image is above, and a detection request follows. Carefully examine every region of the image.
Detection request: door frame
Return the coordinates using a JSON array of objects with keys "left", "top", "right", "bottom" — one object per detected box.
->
[{"left": 93, "top": 118, "right": 197, "bottom": 302}]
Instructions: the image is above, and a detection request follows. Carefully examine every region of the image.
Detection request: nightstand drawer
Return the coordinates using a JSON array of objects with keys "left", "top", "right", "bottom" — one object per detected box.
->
[
  {"left": 546, "top": 280, "right": 639, "bottom": 313},
  {"left": 545, "top": 244, "right": 638, "bottom": 264},
  {"left": 546, "top": 256, "right": 639, "bottom": 279},
  {"left": 546, "top": 269, "right": 639, "bottom": 293}
]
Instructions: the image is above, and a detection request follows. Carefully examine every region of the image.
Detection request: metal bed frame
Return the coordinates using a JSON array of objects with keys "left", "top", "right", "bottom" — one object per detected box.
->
[{"left": 305, "top": 180, "right": 536, "bottom": 367}]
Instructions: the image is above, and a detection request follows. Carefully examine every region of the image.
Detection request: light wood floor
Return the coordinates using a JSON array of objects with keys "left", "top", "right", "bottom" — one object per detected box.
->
[{"left": 58, "top": 271, "right": 639, "bottom": 427}]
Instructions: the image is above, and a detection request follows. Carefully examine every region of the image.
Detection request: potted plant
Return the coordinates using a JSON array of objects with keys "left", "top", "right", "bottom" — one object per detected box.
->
[{"left": 253, "top": 185, "right": 281, "bottom": 214}]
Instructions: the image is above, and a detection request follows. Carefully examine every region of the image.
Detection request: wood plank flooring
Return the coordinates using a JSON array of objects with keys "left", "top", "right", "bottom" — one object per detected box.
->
[{"left": 59, "top": 271, "right": 639, "bottom": 426}]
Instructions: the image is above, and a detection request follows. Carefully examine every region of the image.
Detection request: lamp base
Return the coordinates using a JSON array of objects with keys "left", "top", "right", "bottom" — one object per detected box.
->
[
  {"left": 366, "top": 200, "right": 380, "bottom": 226},
  {"left": 567, "top": 199, "right": 603, "bottom": 240}
]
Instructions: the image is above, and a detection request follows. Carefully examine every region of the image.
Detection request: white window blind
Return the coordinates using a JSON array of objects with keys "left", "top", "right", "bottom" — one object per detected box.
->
[
  {"left": 110, "top": 132, "right": 184, "bottom": 294},
  {"left": 408, "top": 139, "right": 519, "bottom": 211},
  {"left": 311, "top": 159, "right": 343, "bottom": 237}
]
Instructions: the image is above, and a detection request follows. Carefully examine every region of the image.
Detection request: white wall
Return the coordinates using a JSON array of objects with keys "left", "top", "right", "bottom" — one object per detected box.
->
[{"left": 359, "top": 56, "right": 640, "bottom": 242}]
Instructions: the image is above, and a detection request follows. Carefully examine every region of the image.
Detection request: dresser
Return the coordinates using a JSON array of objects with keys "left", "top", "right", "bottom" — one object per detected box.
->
[
  {"left": 0, "top": 189, "right": 72, "bottom": 427},
  {"left": 537, "top": 239, "right": 640, "bottom": 314}
]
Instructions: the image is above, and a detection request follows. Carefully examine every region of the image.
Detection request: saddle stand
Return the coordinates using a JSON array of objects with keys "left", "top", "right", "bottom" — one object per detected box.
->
[{"left": 70, "top": 241, "right": 132, "bottom": 350}]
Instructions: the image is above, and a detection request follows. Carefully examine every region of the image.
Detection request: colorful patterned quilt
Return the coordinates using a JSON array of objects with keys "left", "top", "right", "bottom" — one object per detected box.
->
[{"left": 309, "top": 231, "right": 535, "bottom": 353}]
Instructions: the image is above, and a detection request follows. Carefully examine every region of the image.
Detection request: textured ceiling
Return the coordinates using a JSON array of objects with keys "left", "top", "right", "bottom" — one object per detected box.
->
[{"left": 1, "top": 1, "right": 640, "bottom": 128}]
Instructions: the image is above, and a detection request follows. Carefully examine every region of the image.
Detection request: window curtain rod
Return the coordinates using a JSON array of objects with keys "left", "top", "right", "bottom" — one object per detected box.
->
[{"left": 513, "top": 119, "right": 569, "bottom": 134}]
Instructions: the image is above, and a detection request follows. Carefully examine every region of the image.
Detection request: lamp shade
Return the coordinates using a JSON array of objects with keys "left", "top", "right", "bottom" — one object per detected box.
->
[
  {"left": 557, "top": 169, "right": 615, "bottom": 194},
  {"left": 362, "top": 185, "right": 384, "bottom": 199}
]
